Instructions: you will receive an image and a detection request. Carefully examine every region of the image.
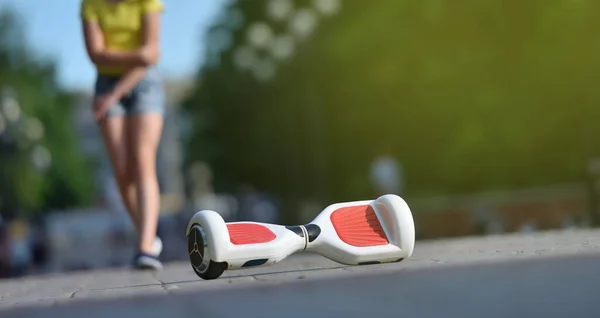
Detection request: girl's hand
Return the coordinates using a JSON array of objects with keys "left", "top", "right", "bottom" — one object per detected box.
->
[
  {"left": 138, "top": 45, "right": 159, "bottom": 66},
  {"left": 93, "top": 92, "right": 119, "bottom": 121}
]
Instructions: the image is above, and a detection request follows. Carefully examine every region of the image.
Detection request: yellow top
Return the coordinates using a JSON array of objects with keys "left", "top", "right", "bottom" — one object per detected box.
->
[{"left": 81, "top": 0, "right": 164, "bottom": 75}]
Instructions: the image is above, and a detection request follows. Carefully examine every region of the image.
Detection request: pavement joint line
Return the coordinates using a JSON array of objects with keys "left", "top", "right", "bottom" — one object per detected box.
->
[
  {"left": 152, "top": 279, "right": 203, "bottom": 286},
  {"left": 155, "top": 278, "right": 181, "bottom": 293},
  {"left": 88, "top": 283, "right": 163, "bottom": 292}
]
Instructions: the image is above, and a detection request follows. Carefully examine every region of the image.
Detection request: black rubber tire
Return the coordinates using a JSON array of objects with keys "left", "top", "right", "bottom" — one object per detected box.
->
[
  {"left": 188, "top": 224, "right": 227, "bottom": 280},
  {"left": 193, "top": 259, "right": 227, "bottom": 280}
]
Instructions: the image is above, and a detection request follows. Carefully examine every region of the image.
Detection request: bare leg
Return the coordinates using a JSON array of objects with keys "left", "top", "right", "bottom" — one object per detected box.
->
[
  {"left": 99, "top": 116, "right": 140, "bottom": 232},
  {"left": 127, "top": 113, "right": 163, "bottom": 254}
]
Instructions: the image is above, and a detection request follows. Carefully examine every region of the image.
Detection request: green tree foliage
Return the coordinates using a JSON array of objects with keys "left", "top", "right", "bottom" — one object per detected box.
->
[
  {"left": 183, "top": 0, "right": 600, "bottom": 215},
  {"left": 0, "top": 9, "right": 95, "bottom": 217}
]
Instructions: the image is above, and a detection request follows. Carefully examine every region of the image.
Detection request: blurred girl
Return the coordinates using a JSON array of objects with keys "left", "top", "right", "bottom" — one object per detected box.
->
[{"left": 80, "top": 0, "right": 165, "bottom": 270}]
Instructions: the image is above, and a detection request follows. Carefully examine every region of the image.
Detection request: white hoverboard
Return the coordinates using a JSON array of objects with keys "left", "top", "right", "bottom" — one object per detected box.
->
[{"left": 186, "top": 194, "right": 416, "bottom": 280}]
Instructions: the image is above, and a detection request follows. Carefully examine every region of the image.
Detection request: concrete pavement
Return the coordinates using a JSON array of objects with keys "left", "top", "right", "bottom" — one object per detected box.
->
[{"left": 1, "top": 229, "right": 600, "bottom": 318}]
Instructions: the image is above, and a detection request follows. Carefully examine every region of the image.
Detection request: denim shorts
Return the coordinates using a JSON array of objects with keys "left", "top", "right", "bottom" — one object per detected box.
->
[{"left": 94, "top": 67, "right": 165, "bottom": 118}]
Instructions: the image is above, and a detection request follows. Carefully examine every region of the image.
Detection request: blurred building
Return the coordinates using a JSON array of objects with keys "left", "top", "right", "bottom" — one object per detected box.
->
[{"left": 157, "top": 77, "right": 194, "bottom": 215}]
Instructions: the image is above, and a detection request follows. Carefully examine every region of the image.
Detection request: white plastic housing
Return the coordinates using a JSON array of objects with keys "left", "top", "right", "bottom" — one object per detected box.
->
[{"left": 308, "top": 194, "right": 415, "bottom": 264}]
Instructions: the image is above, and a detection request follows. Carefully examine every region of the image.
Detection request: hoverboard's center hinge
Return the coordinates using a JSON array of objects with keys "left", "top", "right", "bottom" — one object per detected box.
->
[
  {"left": 298, "top": 225, "right": 309, "bottom": 251},
  {"left": 285, "top": 224, "right": 321, "bottom": 251}
]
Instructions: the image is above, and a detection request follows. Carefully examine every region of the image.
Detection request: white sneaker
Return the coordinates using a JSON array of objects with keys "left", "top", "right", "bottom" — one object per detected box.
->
[
  {"left": 132, "top": 237, "right": 163, "bottom": 271},
  {"left": 153, "top": 237, "right": 163, "bottom": 256},
  {"left": 133, "top": 252, "right": 163, "bottom": 270}
]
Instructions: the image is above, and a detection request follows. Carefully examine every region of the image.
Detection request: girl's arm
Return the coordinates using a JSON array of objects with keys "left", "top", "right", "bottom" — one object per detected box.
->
[
  {"left": 82, "top": 12, "right": 161, "bottom": 68},
  {"left": 107, "top": 12, "right": 161, "bottom": 98}
]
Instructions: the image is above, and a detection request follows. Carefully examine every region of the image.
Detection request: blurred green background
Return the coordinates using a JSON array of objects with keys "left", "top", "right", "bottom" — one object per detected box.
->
[
  {"left": 182, "top": 0, "right": 600, "bottom": 220},
  {"left": 0, "top": 9, "right": 95, "bottom": 219}
]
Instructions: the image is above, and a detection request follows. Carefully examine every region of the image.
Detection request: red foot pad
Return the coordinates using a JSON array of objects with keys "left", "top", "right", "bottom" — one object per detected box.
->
[
  {"left": 330, "top": 205, "right": 389, "bottom": 247},
  {"left": 226, "top": 223, "right": 277, "bottom": 245}
]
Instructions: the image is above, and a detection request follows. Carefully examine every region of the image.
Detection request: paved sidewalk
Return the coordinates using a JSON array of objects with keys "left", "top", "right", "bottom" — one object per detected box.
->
[{"left": 1, "top": 229, "right": 599, "bottom": 318}]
